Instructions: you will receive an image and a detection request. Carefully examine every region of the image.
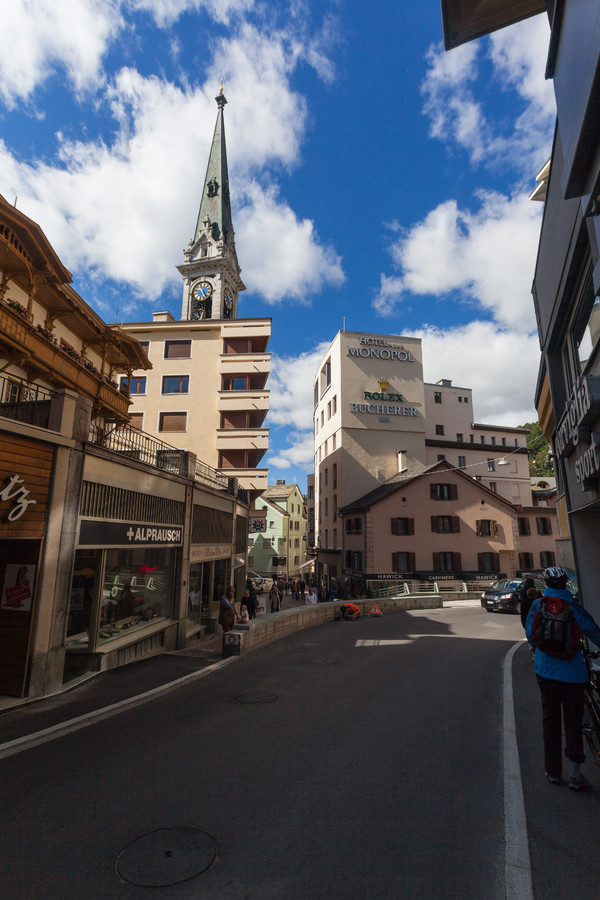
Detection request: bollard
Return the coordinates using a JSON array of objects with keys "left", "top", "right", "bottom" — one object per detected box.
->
[{"left": 222, "top": 631, "right": 241, "bottom": 658}]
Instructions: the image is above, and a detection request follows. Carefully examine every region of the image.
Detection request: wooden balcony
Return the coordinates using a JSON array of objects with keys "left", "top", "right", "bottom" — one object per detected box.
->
[{"left": 0, "top": 303, "right": 130, "bottom": 420}]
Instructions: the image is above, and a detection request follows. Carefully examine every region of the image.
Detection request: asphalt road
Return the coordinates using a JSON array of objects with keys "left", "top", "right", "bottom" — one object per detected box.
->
[{"left": 0, "top": 606, "right": 550, "bottom": 898}]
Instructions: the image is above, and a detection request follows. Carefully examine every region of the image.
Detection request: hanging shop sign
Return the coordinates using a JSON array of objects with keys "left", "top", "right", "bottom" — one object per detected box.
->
[
  {"left": 249, "top": 515, "right": 267, "bottom": 533},
  {"left": 78, "top": 519, "right": 183, "bottom": 547},
  {"left": 347, "top": 336, "right": 415, "bottom": 362}
]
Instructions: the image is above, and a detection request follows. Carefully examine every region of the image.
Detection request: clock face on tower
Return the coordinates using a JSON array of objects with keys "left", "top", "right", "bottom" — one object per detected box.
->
[
  {"left": 192, "top": 281, "right": 213, "bottom": 302},
  {"left": 223, "top": 288, "right": 233, "bottom": 319},
  {"left": 191, "top": 281, "right": 213, "bottom": 320}
]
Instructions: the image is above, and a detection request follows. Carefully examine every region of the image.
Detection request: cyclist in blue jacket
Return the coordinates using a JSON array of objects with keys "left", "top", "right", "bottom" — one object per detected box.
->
[{"left": 526, "top": 566, "right": 600, "bottom": 790}]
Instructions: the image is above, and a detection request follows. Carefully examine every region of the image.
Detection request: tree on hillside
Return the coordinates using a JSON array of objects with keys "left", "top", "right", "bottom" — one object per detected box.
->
[{"left": 519, "top": 421, "right": 555, "bottom": 476}]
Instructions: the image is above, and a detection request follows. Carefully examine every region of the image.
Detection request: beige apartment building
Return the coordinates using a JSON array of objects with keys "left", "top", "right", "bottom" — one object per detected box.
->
[
  {"left": 249, "top": 482, "right": 307, "bottom": 580},
  {"left": 122, "top": 87, "right": 270, "bottom": 498}
]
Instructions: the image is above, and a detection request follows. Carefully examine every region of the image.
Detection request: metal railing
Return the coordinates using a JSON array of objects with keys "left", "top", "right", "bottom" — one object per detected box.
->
[
  {"left": 88, "top": 422, "right": 186, "bottom": 473},
  {"left": 194, "top": 458, "right": 232, "bottom": 493},
  {"left": 370, "top": 579, "right": 493, "bottom": 599},
  {"left": 0, "top": 373, "right": 54, "bottom": 428}
]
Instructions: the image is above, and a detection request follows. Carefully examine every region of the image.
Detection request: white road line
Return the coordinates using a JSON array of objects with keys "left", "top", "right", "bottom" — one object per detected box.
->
[
  {"left": 503, "top": 640, "right": 534, "bottom": 900},
  {"left": 0, "top": 656, "right": 237, "bottom": 761}
]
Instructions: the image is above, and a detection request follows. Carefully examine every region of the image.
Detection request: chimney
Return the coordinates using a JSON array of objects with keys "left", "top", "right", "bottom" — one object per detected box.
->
[{"left": 397, "top": 450, "right": 407, "bottom": 473}]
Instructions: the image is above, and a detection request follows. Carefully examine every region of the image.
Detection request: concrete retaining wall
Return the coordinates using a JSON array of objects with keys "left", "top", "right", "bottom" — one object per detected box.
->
[{"left": 230, "top": 594, "right": 453, "bottom": 657}]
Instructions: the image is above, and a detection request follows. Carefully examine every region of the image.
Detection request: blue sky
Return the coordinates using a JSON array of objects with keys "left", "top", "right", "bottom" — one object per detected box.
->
[{"left": 0, "top": 1, "right": 555, "bottom": 491}]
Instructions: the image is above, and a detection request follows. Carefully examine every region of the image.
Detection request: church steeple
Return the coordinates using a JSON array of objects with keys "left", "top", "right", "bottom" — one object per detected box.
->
[
  {"left": 194, "top": 83, "right": 233, "bottom": 244},
  {"left": 178, "top": 84, "right": 245, "bottom": 321}
]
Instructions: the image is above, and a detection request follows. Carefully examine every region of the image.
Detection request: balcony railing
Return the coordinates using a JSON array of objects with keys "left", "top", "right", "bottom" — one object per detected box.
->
[
  {"left": 0, "top": 373, "right": 55, "bottom": 428},
  {"left": 88, "top": 422, "right": 187, "bottom": 474},
  {"left": 195, "top": 458, "right": 233, "bottom": 494},
  {"left": 88, "top": 422, "right": 236, "bottom": 495}
]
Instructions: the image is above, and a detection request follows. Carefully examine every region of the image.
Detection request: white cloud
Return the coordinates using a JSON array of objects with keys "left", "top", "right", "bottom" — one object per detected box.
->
[
  {"left": 422, "top": 15, "right": 554, "bottom": 172},
  {"left": 374, "top": 190, "right": 543, "bottom": 331},
  {"left": 417, "top": 321, "right": 539, "bottom": 425},
  {"left": 267, "top": 342, "right": 330, "bottom": 428},
  {"left": 131, "top": 0, "right": 254, "bottom": 28},
  {"left": 237, "top": 182, "right": 344, "bottom": 303},
  {"left": 0, "top": 0, "right": 123, "bottom": 107},
  {"left": 0, "top": 19, "right": 343, "bottom": 309},
  {"left": 267, "top": 430, "right": 315, "bottom": 472}
]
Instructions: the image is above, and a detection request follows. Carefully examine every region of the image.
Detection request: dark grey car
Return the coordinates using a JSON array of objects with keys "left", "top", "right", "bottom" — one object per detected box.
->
[{"left": 481, "top": 578, "right": 544, "bottom": 614}]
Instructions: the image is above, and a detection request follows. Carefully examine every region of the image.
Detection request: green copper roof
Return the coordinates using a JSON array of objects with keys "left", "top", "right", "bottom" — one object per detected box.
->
[{"left": 194, "top": 88, "right": 233, "bottom": 243}]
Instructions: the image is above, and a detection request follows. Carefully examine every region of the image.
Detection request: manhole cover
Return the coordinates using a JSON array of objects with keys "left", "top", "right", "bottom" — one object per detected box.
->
[
  {"left": 311, "top": 658, "right": 340, "bottom": 665},
  {"left": 235, "top": 691, "right": 278, "bottom": 704},
  {"left": 115, "top": 827, "right": 218, "bottom": 887}
]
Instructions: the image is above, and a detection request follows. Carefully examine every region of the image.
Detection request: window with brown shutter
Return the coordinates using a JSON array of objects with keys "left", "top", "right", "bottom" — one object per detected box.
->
[
  {"left": 476, "top": 519, "right": 497, "bottom": 536},
  {"left": 128, "top": 413, "right": 143, "bottom": 430},
  {"left": 431, "top": 483, "right": 457, "bottom": 501},
  {"left": 433, "top": 551, "right": 458, "bottom": 572},
  {"left": 391, "top": 517, "right": 414, "bottom": 535},
  {"left": 164, "top": 340, "right": 191, "bottom": 359},
  {"left": 478, "top": 552, "right": 500, "bottom": 572},
  {"left": 158, "top": 411, "right": 187, "bottom": 432},
  {"left": 536, "top": 517, "right": 552, "bottom": 535},
  {"left": 519, "top": 553, "right": 534, "bottom": 569},
  {"left": 392, "top": 551, "right": 415, "bottom": 572},
  {"left": 518, "top": 517, "right": 530, "bottom": 535},
  {"left": 432, "top": 515, "right": 460, "bottom": 533}
]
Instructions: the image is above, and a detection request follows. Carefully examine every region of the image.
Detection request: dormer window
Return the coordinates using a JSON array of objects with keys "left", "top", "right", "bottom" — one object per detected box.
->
[{"left": 207, "top": 178, "right": 219, "bottom": 198}]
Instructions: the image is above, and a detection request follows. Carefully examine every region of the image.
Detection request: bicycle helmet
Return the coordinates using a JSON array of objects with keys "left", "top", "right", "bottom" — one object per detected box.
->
[{"left": 543, "top": 566, "right": 568, "bottom": 587}]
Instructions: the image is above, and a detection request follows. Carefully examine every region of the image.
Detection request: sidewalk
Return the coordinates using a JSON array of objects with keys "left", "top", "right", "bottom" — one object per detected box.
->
[
  {"left": 512, "top": 641, "right": 600, "bottom": 899},
  {"left": 0, "top": 635, "right": 226, "bottom": 749}
]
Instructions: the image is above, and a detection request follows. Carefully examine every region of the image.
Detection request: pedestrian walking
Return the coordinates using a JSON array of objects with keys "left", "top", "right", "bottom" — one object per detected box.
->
[
  {"left": 241, "top": 587, "right": 256, "bottom": 620},
  {"left": 519, "top": 577, "right": 535, "bottom": 627},
  {"left": 218, "top": 585, "right": 237, "bottom": 632},
  {"left": 299, "top": 579, "right": 306, "bottom": 602},
  {"left": 526, "top": 566, "right": 600, "bottom": 790},
  {"left": 269, "top": 583, "right": 281, "bottom": 613}
]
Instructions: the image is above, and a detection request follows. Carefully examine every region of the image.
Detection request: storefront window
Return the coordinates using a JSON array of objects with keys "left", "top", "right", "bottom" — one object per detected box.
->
[
  {"left": 577, "top": 295, "right": 600, "bottom": 371},
  {"left": 188, "top": 561, "right": 212, "bottom": 626},
  {"left": 67, "top": 549, "right": 100, "bottom": 648},
  {"left": 99, "top": 547, "right": 176, "bottom": 643}
]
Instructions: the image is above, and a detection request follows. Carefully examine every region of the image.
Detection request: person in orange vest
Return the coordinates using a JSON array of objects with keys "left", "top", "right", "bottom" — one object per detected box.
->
[{"left": 336, "top": 602, "right": 360, "bottom": 620}]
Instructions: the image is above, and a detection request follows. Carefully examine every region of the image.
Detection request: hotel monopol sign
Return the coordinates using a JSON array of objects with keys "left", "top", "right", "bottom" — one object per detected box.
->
[{"left": 347, "top": 336, "right": 418, "bottom": 421}]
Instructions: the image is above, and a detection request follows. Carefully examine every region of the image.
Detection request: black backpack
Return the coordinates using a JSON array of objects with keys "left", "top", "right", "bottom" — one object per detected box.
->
[{"left": 531, "top": 595, "right": 581, "bottom": 659}]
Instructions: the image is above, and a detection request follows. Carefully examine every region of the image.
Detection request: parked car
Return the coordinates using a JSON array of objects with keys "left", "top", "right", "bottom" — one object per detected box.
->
[
  {"left": 481, "top": 578, "right": 544, "bottom": 614},
  {"left": 248, "top": 573, "right": 273, "bottom": 595}
]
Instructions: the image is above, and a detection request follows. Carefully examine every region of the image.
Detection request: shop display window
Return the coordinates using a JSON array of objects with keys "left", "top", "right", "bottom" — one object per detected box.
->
[
  {"left": 67, "top": 550, "right": 99, "bottom": 648},
  {"left": 188, "top": 561, "right": 211, "bottom": 626},
  {"left": 67, "top": 546, "right": 177, "bottom": 648},
  {"left": 99, "top": 547, "right": 175, "bottom": 642}
]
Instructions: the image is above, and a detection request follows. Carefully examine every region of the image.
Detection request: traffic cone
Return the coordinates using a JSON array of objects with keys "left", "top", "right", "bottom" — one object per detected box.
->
[{"left": 369, "top": 603, "right": 383, "bottom": 617}]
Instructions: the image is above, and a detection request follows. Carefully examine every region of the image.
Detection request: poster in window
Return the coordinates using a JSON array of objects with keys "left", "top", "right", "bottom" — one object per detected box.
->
[{"left": 1, "top": 564, "right": 36, "bottom": 611}]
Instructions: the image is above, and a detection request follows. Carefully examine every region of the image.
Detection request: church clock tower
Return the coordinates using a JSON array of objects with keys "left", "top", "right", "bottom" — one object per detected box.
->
[{"left": 178, "top": 84, "right": 245, "bottom": 321}]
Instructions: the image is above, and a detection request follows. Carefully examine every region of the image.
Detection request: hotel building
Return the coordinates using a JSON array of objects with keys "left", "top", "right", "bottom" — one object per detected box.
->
[{"left": 312, "top": 330, "right": 557, "bottom": 591}]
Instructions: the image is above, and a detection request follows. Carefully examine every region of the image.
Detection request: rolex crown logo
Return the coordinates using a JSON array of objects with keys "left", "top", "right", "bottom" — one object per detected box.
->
[{"left": 378, "top": 378, "right": 389, "bottom": 392}]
